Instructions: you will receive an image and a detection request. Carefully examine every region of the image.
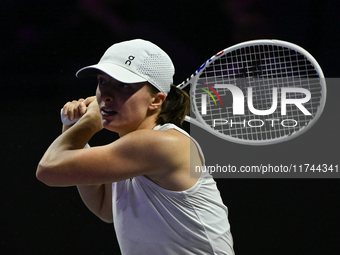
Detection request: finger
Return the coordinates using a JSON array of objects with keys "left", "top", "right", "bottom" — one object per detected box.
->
[
  {"left": 79, "top": 102, "right": 87, "bottom": 116},
  {"left": 67, "top": 100, "right": 78, "bottom": 120},
  {"left": 84, "top": 96, "right": 96, "bottom": 107},
  {"left": 74, "top": 99, "right": 85, "bottom": 119},
  {"left": 62, "top": 102, "right": 71, "bottom": 116}
]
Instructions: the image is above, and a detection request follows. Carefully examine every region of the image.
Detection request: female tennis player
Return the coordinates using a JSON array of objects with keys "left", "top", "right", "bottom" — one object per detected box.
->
[{"left": 36, "top": 39, "right": 235, "bottom": 255}]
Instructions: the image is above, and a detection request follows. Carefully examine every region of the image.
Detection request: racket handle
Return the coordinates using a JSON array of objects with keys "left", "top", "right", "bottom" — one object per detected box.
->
[
  {"left": 60, "top": 108, "right": 80, "bottom": 126},
  {"left": 60, "top": 108, "right": 90, "bottom": 149}
]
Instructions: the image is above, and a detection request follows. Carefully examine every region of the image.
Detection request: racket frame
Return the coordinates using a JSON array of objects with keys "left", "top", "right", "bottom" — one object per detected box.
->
[{"left": 178, "top": 39, "right": 326, "bottom": 145}]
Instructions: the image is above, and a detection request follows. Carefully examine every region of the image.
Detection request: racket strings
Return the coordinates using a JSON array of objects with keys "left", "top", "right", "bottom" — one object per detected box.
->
[{"left": 194, "top": 44, "right": 323, "bottom": 141}]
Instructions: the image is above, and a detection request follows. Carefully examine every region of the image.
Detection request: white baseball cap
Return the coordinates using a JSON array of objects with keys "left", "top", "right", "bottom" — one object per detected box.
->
[{"left": 76, "top": 39, "right": 175, "bottom": 95}]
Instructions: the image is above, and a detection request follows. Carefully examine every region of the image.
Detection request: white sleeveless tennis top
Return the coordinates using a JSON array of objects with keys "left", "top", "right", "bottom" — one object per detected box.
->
[{"left": 111, "top": 124, "right": 234, "bottom": 255}]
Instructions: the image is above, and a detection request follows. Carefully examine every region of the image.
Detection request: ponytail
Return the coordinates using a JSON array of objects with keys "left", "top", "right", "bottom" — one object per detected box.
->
[{"left": 149, "top": 84, "right": 190, "bottom": 126}]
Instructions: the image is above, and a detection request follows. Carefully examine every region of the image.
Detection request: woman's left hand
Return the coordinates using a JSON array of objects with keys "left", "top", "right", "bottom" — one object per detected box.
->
[{"left": 82, "top": 96, "right": 103, "bottom": 132}]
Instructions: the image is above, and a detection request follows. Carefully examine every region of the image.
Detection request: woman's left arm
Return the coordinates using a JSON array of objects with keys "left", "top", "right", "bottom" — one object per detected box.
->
[
  {"left": 36, "top": 96, "right": 103, "bottom": 186},
  {"left": 36, "top": 100, "right": 180, "bottom": 187}
]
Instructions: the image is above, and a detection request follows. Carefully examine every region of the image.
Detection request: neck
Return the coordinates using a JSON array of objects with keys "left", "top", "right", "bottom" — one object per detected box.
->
[{"left": 118, "top": 115, "right": 158, "bottom": 137}]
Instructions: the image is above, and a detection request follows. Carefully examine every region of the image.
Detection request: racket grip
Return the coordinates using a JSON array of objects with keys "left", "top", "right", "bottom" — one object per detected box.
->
[
  {"left": 60, "top": 108, "right": 90, "bottom": 149},
  {"left": 60, "top": 108, "right": 80, "bottom": 126}
]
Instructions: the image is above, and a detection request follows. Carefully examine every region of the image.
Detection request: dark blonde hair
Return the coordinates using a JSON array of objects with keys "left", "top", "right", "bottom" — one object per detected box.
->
[{"left": 148, "top": 84, "right": 190, "bottom": 126}]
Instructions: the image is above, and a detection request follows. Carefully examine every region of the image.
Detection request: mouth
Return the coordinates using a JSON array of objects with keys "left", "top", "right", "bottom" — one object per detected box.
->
[{"left": 101, "top": 108, "right": 117, "bottom": 117}]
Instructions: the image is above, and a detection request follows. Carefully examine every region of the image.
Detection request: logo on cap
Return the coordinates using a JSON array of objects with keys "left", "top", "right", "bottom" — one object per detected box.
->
[{"left": 125, "top": 56, "right": 135, "bottom": 66}]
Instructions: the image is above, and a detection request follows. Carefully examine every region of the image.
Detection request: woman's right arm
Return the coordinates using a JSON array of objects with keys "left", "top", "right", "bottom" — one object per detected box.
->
[{"left": 77, "top": 183, "right": 113, "bottom": 223}]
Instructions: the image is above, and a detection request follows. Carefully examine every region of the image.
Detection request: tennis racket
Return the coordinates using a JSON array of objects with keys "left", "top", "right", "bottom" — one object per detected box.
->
[{"left": 177, "top": 39, "right": 326, "bottom": 145}]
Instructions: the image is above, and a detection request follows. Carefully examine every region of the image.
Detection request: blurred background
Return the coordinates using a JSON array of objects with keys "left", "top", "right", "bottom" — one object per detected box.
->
[{"left": 2, "top": 0, "right": 340, "bottom": 254}]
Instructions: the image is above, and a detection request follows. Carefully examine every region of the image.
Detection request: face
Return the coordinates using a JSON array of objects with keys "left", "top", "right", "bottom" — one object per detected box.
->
[{"left": 96, "top": 73, "right": 156, "bottom": 135}]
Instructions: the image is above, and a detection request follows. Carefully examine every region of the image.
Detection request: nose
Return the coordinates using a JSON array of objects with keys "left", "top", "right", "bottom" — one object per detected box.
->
[{"left": 97, "top": 85, "right": 115, "bottom": 103}]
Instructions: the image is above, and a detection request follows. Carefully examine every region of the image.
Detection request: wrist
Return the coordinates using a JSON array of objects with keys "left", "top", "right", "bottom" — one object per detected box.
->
[{"left": 78, "top": 111, "right": 103, "bottom": 134}]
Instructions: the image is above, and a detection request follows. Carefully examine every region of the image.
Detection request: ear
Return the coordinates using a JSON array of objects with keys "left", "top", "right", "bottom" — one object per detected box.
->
[{"left": 149, "top": 92, "right": 166, "bottom": 111}]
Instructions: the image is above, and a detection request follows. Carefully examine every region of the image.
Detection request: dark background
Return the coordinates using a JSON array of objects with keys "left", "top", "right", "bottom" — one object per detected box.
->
[{"left": 2, "top": 0, "right": 340, "bottom": 254}]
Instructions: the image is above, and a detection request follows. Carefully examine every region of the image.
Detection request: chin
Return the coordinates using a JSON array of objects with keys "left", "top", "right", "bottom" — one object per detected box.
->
[
  {"left": 102, "top": 120, "right": 123, "bottom": 134},
  {"left": 102, "top": 120, "right": 116, "bottom": 130}
]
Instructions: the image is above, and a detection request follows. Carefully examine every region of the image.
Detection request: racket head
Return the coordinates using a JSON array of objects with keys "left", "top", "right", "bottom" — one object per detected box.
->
[{"left": 185, "top": 39, "right": 326, "bottom": 145}]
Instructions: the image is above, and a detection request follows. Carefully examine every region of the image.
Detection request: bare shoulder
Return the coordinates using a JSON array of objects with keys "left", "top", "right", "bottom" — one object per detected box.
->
[
  {"left": 114, "top": 128, "right": 190, "bottom": 156},
  {"left": 93, "top": 127, "right": 202, "bottom": 191},
  {"left": 117, "top": 128, "right": 201, "bottom": 191}
]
